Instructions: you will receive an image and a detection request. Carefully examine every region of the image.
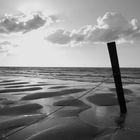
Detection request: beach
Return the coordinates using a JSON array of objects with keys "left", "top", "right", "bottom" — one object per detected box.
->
[{"left": 0, "top": 67, "right": 140, "bottom": 140}]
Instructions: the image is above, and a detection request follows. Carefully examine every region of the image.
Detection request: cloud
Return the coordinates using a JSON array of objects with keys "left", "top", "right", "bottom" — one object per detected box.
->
[
  {"left": 49, "top": 15, "right": 63, "bottom": 23},
  {"left": 46, "top": 12, "right": 140, "bottom": 45},
  {"left": 46, "top": 29, "right": 72, "bottom": 44},
  {"left": 0, "top": 41, "right": 18, "bottom": 53},
  {"left": 0, "top": 12, "right": 56, "bottom": 34}
]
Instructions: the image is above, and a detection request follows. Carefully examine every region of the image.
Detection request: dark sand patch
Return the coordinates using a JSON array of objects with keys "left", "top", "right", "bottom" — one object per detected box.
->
[
  {"left": 0, "top": 103, "right": 43, "bottom": 115},
  {"left": 122, "top": 81, "right": 140, "bottom": 85},
  {"left": 5, "top": 85, "right": 25, "bottom": 88},
  {"left": 0, "top": 82, "right": 29, "bottom": 86},
  {"left": 0, "top": 80, "right": 18, "bottom": 83},
  {"left": 87, "top": 93, "right": 130, "bottom": 106},
  {"left": 28, "top": 84, "right": 49, "bottom": 87},
  {"left": 49, "top": 86, "right": 68, "bottom": 89},
  {"left": 0, "top": 114, "right": 46, "bottom": 136},
  {"left": 26, "top": 117, "right": 100, "bottom": 140},
  {"left": 38, "top": 82, "right": 47, "bottom": 83},
  {"left": 53, "top": 98, "right": 90, "bottom": 117},
  {"left": 37, "top": 82, "right": 54, "bottom": 85},
  {"left": 5, "top": 84, "right": 48, "bottom": 89},
  {"left": 0, "top": 87, "right": 42, "bottom": 93},
  {"left": 0, "top": 97, "right": 7, "bottom": 101},
  {"left": 21, "top": 88, "right": 87, "bottom": 100},
  {"left": 109, "top": 88, "right": 133, "bottom": 95},
  {"left": 0, "top": 98, "right": 16, "bottom": 105},
  {"left": 53, "top": 98, "right": 88, "bottom": 107}
]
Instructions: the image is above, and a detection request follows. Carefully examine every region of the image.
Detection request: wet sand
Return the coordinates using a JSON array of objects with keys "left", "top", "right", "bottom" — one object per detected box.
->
[
  {"left": 26, "top": 117, "right": 100, "bottom": 140},
  {"left": 49, "top": 86, "right": 68, "bottom": 89},
  {"left": 53, "top": 98, "right": 90, "bottom": 117},
  {"left": 0, "top": 87, "right": 42, "bottom": 93},
  {"left": 0, "top": 103, "right": 43, "bottom": 115},
  {"left": 5, "top": 83, "right": 49, "bottom": 89},
  {"left": 0, "top": 82, "right": 29, "bottom": 86},
  {"left": 86, "top": 93, "right": 130, "bottom": 106},
  {"left": 0, "top": 114, "right": 46, "bottom": 135},
  {"left": 21, "top": 88, "right": 87, "bottom": 100},
  {"left": 0, "top": 73, "right": 140, "bottom": 140},
  {"left": 109, "top": 87, "right": 133, "bottom": 95}
]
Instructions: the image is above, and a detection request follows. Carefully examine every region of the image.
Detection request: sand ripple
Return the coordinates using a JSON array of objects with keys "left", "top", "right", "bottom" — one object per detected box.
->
[
  {"left": 26, "top": 117, "right": 100, "bottom": 140},
  {"left": 0, "top": 87, "right": 42, "bottom": 93},
  {"left": 53, "top": 98, "right": 90, "bottom": 117},
  {"left": 0, "top": 114, "right": 46, "bottom": 137},
  {"left": 21, "top": 88, "right": 87, "bottom": 100},
  {"left": 0, "top": 82, "right": 29, "bottom": 86},
  {"left": 0, "top": 103, "right": 43, "bottom": 115}
]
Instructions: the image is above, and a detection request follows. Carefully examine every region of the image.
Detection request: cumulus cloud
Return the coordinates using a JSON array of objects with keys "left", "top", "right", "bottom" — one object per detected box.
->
[
  {"left": 46, "top": 29, "right": 72, "bottom": 44},
  {"left": 46, "top": 12, "right": 140, "bottom": 45},
  {"left": 0, "top": 12, "right": 56, "bottom": 34}
]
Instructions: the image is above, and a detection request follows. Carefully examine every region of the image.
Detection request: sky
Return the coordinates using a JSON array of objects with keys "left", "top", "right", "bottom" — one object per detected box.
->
[{"left": 0, "top": 0, "right": 140, "bottom": 67}]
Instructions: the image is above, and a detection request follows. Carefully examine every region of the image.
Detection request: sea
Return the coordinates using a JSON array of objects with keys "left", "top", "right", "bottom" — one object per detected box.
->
[{"left": 0, "top": 67, "right": 140, "bottom": 82}]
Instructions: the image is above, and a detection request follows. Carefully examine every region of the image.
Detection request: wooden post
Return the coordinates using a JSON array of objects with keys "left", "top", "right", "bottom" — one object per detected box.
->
[{"left": 107, "top": 42, "right": 127, "bottom": 114}]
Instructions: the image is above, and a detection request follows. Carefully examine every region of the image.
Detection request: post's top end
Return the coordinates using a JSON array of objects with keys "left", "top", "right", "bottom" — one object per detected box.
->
[{"left": 107, "top": 41, "right": 116, "bottom": 45}]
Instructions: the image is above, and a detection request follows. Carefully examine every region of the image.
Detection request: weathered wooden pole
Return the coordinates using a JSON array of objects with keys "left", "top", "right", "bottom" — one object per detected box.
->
[{"left": 107, "top": 42, "right": 127, "bottom": 114}]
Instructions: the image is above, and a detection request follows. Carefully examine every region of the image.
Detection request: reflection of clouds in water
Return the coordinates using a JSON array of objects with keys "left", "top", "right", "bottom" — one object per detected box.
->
[
  {"left": 95, "top": 106, "right": 108, "bottom": 118},
  {"left": 115, "top": 113, "right": 126, "bottom": 129}
]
